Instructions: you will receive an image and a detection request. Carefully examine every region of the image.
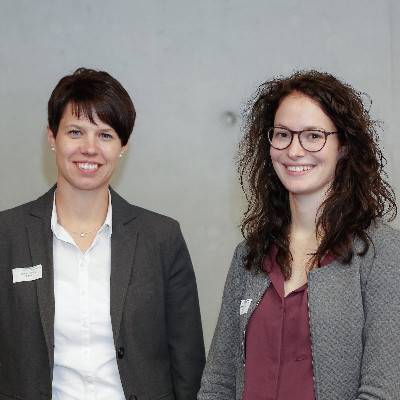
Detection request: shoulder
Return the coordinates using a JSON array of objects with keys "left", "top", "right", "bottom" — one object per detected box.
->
[
  {"left": 110, "top": 189, "right": 180, "bottom": 239},
  {"left": 234, "top": 240, "right": 249, "bottom": 259},
  {"left": 0, "top": 189, "right": 53, "bottom": 252},
  {"left": 124, "top": 199, "right": 179, "bottom": 227},
  {"left": 132, "top": 204, "right": 180, "bottom": 236},
  {"left": 0, "top": 201, "right": 33, "bottom": 223},
  {"left": 366, "top": 220, "right": 400, "bottom": 261},
  {"left": 225, "top": 240, "right": 252, "bottom": 285},
  {"left": 357, "top": 220, "right": 400, "bottom": 286},
  {"left": 0, "top": 191, "right": 51, "bottom": 234}
]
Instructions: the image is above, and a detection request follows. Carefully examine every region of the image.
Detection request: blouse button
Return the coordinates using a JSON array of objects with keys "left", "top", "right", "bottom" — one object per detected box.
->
[{"left": 117, "top": 346, "right": 125, "bottom": 359}]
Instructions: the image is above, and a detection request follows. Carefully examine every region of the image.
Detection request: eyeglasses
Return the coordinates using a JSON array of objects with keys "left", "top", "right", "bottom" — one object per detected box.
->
[{"left": 267, "top": 127, "right": 338, "bottom": 152}]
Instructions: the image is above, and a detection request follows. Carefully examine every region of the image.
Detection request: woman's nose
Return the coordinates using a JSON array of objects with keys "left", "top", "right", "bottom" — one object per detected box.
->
[
  {"left": 80, "top": 134, "right": 98, "bottom": 155},
  {"left": 287, "top": 134, "right": 306, "bottom": 158}
]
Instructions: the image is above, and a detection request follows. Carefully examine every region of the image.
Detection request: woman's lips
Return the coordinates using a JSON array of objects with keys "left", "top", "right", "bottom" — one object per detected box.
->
[
  {"left": 75, "top": 162, "right": 100, "bottom": 173},
  {"left": 285, "top": 164, "right": 315, "bottom": 175}
]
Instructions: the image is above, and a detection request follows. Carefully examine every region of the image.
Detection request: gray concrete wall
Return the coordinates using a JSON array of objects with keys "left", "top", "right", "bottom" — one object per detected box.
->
[{"left": 1, "top": 0, "right": 399, "bottom": 350}]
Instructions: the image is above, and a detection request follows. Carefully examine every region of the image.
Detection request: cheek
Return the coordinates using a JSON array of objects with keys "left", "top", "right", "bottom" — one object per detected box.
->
[
  {"left": 269, "top": 151, "right": 282, "bottom": 178},
  {"left": 55, "top": 141, "right": 76, "bottom": 157},
  {"left": 269, "top": 147, "right": 280, "bottom": 163},
  {"left": 269, "top": 148, "right": 283, "bottom": 173},
  {"left": 104, "top": 148, "right": 122, "bottom": 164},
  {"left": 322, "top": 148, "right": 341, "bottom": 169}
]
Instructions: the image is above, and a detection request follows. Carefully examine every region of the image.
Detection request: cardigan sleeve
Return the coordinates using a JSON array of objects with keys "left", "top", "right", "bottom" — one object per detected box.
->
[
  {"left": 198, "top": 243, "right": 246, "bottom": 400},
  {"left": 356, "top": 225, "right": 400, "bottom": 399}
]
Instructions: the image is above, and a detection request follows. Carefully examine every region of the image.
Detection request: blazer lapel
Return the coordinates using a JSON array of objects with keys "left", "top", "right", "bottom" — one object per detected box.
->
[
  {"left": 110, "top": 189, "right": 139, "bottom": 344},
  {"left": 24, "top": 187, "right": 140, "bottom": 368},
  {"left": 26, "top": 187, "right": 141, "bottom": 361},
  {"left": 27, "top": 188, "right": 55, "bottom": 370}
]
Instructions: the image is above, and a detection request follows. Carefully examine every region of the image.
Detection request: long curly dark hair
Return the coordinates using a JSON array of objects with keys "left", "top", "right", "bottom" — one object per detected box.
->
[{"left": 239, "top": 70, "right": 397, "bottom": 279}]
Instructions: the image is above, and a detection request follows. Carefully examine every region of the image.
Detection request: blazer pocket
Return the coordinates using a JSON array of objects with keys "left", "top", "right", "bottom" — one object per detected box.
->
[
  {"left": 153, "top": 392, "right": 174, "bottom": 400},
  {"left": 0, "top": 391, "right": 21, "bottom": 400},
  {"left": 0, "top": 374, "right": 20, "bottom": 400}
]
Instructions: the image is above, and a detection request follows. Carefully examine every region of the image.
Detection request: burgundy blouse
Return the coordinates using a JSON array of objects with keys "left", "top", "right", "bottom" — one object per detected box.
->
[{"left": 242, "top": 251, "right": 332, "bottom": 400}]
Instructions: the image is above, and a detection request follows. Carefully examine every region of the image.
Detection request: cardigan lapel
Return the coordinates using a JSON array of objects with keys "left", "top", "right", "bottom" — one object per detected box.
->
[
  {"left": 238, "top": 269, "right": 271, "bottom": 366},
  {"left": 27, "top": 188, "right": 56, "bottom": 371},
  {"left": 239, "top": 270, "right": 271, "bottom": 335},
  {"left": 109, "top": 189, "right": 139, "bottom": 344}
]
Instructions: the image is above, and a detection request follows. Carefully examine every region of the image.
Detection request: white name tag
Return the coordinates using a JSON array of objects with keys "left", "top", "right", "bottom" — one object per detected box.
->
[
  {"left": 240, "top": 299, "right": 252, "bottom": 315},
  {"left": 12, "top": 264, "right": 43, "bottom": 283}
]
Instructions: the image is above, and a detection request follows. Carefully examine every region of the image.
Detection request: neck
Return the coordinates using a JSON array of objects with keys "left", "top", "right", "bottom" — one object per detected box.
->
[
  {"left": 55, "top": 181, "right": 109, "bottom": 231},
  {"left": 289, "top": 190, "right": 327, "bottom": 240}
]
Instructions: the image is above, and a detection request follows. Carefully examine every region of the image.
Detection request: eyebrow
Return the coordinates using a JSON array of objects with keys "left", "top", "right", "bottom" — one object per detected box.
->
[
  {"left": 65, "top": 124, "right": 114, "bottom": 132},
  {"left": 274, "top": 124, "right": 330, "bottom": 131},
  {"left": 65, "top": 124, "right": 83, "bottom": 129}
]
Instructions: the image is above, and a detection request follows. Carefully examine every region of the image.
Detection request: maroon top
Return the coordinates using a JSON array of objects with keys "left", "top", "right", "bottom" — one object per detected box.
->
[{"left": 243, "top": 251, "right": 332, "bottom": 400}]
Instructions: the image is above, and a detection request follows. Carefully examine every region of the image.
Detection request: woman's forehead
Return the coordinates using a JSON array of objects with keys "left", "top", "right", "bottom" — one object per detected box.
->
[{"left": 60, "top": 102, "right": 113, "bottom": 130}]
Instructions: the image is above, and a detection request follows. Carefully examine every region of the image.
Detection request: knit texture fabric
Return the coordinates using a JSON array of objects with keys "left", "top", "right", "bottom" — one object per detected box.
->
[{"left": 198, "top": 221, "right": 400, "bottom": 400}]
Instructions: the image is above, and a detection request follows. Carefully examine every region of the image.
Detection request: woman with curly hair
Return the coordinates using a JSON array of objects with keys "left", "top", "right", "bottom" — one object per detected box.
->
[{"left": 198, "top": 70, "right": 400, "bottom": 400}]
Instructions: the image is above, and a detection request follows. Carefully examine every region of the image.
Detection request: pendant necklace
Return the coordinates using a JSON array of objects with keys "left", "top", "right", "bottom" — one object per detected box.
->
[{"left": 69, "top": 225, "right": 102, "bottom": 238}]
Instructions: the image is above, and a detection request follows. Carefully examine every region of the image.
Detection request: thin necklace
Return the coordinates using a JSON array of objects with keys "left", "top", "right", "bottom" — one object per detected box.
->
[{"left": 69, "top": 225, "right": 102, "bottom": 238}]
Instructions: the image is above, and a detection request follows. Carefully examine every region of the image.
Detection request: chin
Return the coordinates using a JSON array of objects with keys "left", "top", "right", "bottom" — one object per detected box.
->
[
  {"left": 285, "top": 182, "right": 332, "bottom": 198},
  {"left": 63, "top": 177, "right": 109, "bottom": 192},
  {"left": 280, "top": 180, "right": 313, "bottom": 195}
]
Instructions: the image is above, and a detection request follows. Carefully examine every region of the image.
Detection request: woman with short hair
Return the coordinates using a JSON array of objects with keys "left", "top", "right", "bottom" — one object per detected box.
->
[{"left": 0, "top": 68, "right": 205, "bottom": 400}]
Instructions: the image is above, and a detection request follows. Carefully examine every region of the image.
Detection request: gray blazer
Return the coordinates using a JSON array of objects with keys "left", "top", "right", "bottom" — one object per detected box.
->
[
  {"left": 0, "top": 187, "right": 205, "bottom": 400},
  {"left": 198, "top": 222, "right": 400, "bottom": 400}
]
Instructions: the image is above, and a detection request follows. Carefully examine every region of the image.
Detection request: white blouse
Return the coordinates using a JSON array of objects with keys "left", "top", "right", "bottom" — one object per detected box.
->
[{"left": 51, "top": 194, "right": 125, "bottom": 400}]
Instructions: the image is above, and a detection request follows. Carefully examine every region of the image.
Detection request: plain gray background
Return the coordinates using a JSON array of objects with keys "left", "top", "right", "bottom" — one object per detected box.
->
[{"left": 1, "top": 0, "right": 399, "bottom": 350}]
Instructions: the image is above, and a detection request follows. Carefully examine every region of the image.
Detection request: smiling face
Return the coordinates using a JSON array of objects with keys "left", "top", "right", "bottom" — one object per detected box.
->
[
  {"left": 270, "top": 92, "right": 341, "bottom": 200},
  {"left": 47, "top": 102, "right": 126, "bottom": 193}
]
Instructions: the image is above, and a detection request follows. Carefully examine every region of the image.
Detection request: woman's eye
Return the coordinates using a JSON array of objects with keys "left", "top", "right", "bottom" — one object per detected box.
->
[
  {"left": 100, "top": 132, "right": 113, "bottom": 140},
  {"left": 276, "top": 131, "right": 289, "bottom": 138},
  {"left": 68, "top": 129, "right": 81, "bottom": 137},
  {"left": 305, "top": 131, "right": 324, "bottom": 141}
]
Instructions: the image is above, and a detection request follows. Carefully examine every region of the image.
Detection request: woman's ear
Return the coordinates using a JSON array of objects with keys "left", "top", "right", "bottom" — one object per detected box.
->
[
  {"left": 338, "top": 144, "right": 348, "bottom": 159},
  {"left": 47, "top": 128, "right": 56, "bottom": 150},
  {"left": 120, "top": 143, "right": 128, "bottom": 158}
]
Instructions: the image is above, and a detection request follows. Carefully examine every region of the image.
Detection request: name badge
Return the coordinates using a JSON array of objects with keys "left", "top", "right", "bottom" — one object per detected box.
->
[
  {"left": 240, "top": 299, "right": 252, "bottom": 315},
  {"left": 12, "top": 264, "right": 43, "bottom": 283}
]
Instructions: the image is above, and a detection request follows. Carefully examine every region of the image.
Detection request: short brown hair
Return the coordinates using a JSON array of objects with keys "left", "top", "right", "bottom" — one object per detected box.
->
[{"left": 48, "top": 67, "right": 135, "bottom": 145}]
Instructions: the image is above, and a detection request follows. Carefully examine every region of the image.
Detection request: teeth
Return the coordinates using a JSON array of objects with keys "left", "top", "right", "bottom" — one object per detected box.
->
[
  {"left": 287, "top": 165, "right": 313, "bottom": 172},
  {"left": 77, "top": 162, "right": 98, "bottom": 171}
]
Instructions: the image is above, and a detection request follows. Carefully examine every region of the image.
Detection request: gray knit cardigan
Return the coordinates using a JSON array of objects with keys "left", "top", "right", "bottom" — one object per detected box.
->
[{"left": 198, "top": 222, "right": 400, "bottom": 400}]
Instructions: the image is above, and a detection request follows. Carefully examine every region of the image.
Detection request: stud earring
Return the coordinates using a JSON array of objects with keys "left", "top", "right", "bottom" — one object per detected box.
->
[
  {"left": 51, "top": 146, "right": 55, "bottom": 152},
  {"left": 119, "top": 152, "right": 124, "bottom": 158}
]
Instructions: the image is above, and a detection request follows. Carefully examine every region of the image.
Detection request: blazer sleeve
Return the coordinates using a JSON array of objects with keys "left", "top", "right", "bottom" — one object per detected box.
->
[
  {"left": 356, "top": 230, "right": 400, "bottom": 399},
  {"left": 198, "top": 243, "right": 245, "bottom": 400},
  {"left": 164, "top": 223, "right": 206, "bottom": 400}
]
